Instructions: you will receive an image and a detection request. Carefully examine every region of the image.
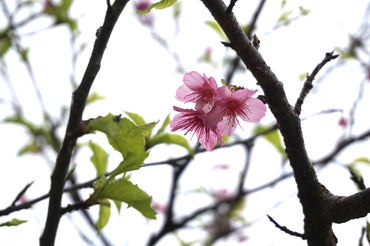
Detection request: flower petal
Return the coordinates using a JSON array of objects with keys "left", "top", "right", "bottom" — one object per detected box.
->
[
  {"left": 183, "top": 71, "right": 205, "bottom": 90},
  {"left": 239, "top": 98, "right": 266, "bottom": 122}
]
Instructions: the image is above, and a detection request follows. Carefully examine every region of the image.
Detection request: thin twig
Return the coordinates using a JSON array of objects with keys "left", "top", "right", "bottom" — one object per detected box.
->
[
  {"left": 267, "top": 215, "right": 306, "bottom": 239},
  {"left": 294, "top": 51, "right": 339, "bottom": 115}
]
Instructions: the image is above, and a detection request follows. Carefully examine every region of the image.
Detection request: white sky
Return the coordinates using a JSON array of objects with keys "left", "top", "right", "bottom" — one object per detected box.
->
[{"left": 1, "top": 0, "right": 370, "bottom": 245}]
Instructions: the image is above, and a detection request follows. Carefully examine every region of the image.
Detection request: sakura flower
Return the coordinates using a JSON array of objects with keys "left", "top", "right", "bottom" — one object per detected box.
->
[
  {"left": 170, "top": 106, "right": 224, "bottom": 151},
  {"left": 176, "top": 71, "right": 218, "bottom": 113},
  {"left": 207, "top": 86, "right": 266, "bottom": 136}
]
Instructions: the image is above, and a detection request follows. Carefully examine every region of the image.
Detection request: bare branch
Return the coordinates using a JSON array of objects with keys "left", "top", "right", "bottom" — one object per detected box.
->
[
  {"left": 294, "top": 51, "right": 339, "bottom": 115},
  {"left": 267, "top": 215, "right": 306, "bottom": 239}
]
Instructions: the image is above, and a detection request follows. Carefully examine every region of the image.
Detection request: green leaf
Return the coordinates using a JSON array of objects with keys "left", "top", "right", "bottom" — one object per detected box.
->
[
  {"left": 205, "top": 20, "right": 228, "bottom": 41},
  {"left": 137, "top": 0, "right": 177, "bottom": 14},
  {"left": 148, "top": 133, "right": 194, "bottom": 157},
  {"left": 89, "top": 141, "right": 108, "bottom": 177},
  {"left": 98, "top": 177, "right": 156, "bottom": 219},
  {"left": 352, "top": 157, "right": 370, "bottom": 164},
  {"left": 60, "top": 0, "right": 73, "bottom": 13},
  {"left": 0, "top": 36, "right": 12, "bottom": 57},
  {"left": 113, "top": 200, "right": 122, "bottom": 213},
  {"left": 278, "top": 10, "right": 293, "bottom": 24},
  {"left": 172, "top": 1, "right": 182, "bottom": 20},
  {"left": 109, "top": 152, "right": 149, "bottom": 179},
  {"left": 89, "top": 114, "right": 146, "bottom": 159},
  {"left": 96, "top": 202, "right": 111, "bottom": 232},
  {"left": 4, "top": 115, "right": 38, "bottom": 134},
  {"left": 125, "top": 111, "right": 146, "bottom": 125},
  {"left": 253, "top": 125, "right": 286, "bottom": 158},
  {"left": 0, "top": 218, "right": 27, "bottom": 227},
  {"left": 138, "top": 121, "right": 158, "bottom": 138},
  {"left": 281, "top": 0, "right": 287, "bottom": 8},
  {"left": 299, "top": 6, "right": 311, "bottom": 16},
  {"left": 87, "top": 92, "right": 105, "bottom": 105},
  {"left": 18, "top": 140, "right": 41, "bottom": 155},
  {"left": 19, "top": 48, "right": 29, "bottom": 63},
  {"left": 156, "top": 113, "right": 170, "bottom": 136}
]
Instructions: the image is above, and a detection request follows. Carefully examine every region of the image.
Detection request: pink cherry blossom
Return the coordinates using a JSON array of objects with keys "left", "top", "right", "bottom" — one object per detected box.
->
[
  {"left": 170, "top": 106, "right": 224, "bottom": 151},
  {"left": 207, "top": 86, "right": 266, "bottom": 136},
  {"left": 176, "top": 71, "right": 218, "bottom": 113}
]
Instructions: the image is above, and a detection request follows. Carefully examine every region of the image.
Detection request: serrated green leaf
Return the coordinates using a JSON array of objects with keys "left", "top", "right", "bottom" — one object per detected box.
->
[
  {"left": 109, "top": 152, "right": 149, "bottom": 180},
  {"left": 89, "top": 114, "right": 146, "bottom": 159},
  {"left": 0, "top": 218, "right": 27, "bottom": 227},
  {"left": 253, "top": 125, "right": 286, "bottom": 158},
  {"left": 205, "top": 20, "right": 228, "bottom": 41},
  {"left": 89, "top": 141, "right": 108, "bottom": 177},
  {"left": 87, "top": 91, "right": 105, "bottom": 105},
  {"left": 98, "top": 177, "right": 156, "bottom": 219},
  {"left": 147, "top": 133, "right": 194, "bottom": 157},
  {"left": 96, "top": 202, "right": 111, "bottom": 232},
  {"left": 138, "top": 121, "right": 158, "bottom": 138},
  {"left": 137, "top": 0, "right": 177, "bottom": 14},
  {"left": 125, "top": 111, "right": 146, "bottom": 125}
]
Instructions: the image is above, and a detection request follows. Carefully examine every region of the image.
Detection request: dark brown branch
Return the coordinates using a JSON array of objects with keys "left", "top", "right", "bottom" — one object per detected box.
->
[
  {"left": 199, "top": 1, "right": 337, "bottom": 245},
  {"left": 39, "top": 1, "right": 129, "bottom": 245},
  {"left": 226, "top": 0, "right": 238, "bottom": 15},
  {"left": 329, "top": 188, "right": 370, "bottom": 224},
  {"left": 267, "top": 215, "right": 306, "bottom": 239},
  {"left": 225, "top": 0, "right": 267, "bottom": 83},
  {"left": 294, "top": 51, "right": 339, "bottom": 115}
]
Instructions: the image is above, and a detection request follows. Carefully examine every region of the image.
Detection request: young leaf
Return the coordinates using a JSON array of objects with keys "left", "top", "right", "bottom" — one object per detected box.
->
[
  {"left": 96, "top": 202, "right": 111, "bottom": 232},
  {"left": 253, "top": 125, "right": 286, "bottom": 158},
  {"left": 109, "top": 151, "right": 149, "bottom": 179},
  {"left": 147, "top": 133, "right": 194, "bottom": 157},
  {"left": 138, "top": 121, "right": 158, "bottom": 138},
  {"left": 4, "top": 115, "right": 38, "bottom": 134},
  {"left": 86, "top": 91, "right": 105, "bottom": 105},
  {"left": 352, "top": 157, "right": 370, "bottom": 164},
  {"left": 137, "top": 0, "right": 177, "bottom": 14},
  {"left": 97, "top": 177, "right": 156, "bottom": 219},
  {"left": 155, "top": 113, "right": 171, "bottom": 136},
  {"left": 89, "top": 141, "right": 108, "bottom": 177},
  {"left": 89, "top": 114, "right": 146, "bottom": 159},
  {"left": 0, "top": 35, "right": 11, "bottom": 57},
  {"left": 17, "top": 140, "right": 41, "bottom": 155},
  {"left": 205, "top": 20, "right": 228, "bottom": 41},
  {"left": 125, "top": 111, "right": 146, "bottom": 125},
  {"left": 0, "top": 218, "right": 27, "bottom": 227}
]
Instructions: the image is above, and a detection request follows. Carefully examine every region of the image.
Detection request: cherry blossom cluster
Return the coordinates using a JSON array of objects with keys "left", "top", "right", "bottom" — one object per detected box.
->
[{"left": 171, "top": 71, "right": 267, "bottom": 151}]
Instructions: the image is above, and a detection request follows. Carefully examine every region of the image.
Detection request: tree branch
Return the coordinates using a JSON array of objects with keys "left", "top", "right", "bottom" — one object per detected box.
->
[
  {"left": 199, "top": 1, "right": 338, "bottom": 244},
  {"left": 294, "top": 51, "right": 339, "bottom": 115},
  {"left": 39, "top": 1, "right": 129, "bottom": 245}
]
